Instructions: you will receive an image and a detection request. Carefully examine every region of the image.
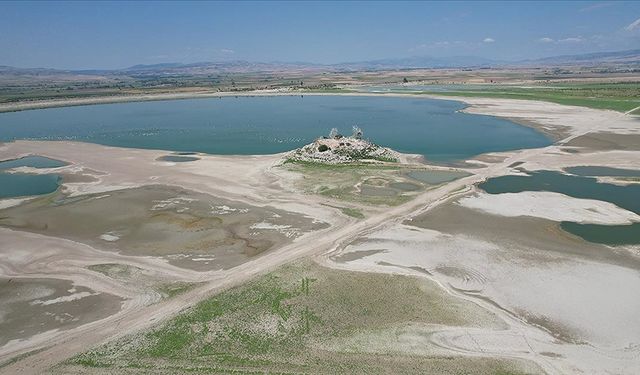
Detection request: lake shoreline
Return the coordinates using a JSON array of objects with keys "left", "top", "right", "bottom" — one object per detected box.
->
[
  {"left": 0, "top": 94, "right": 552, "bottom": 164},
  {"left": 3, "top": 89, "right": 635, "bottom": 147}
]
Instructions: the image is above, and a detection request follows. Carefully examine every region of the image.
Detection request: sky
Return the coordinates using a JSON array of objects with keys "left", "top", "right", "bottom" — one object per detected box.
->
[{"left": 1, "top": 1, "right": 639, "bottom": 70}]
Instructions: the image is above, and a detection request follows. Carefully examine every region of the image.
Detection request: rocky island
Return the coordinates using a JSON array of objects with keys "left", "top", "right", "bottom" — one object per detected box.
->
[{"left": 287, "top": 126, "right": 400, "bottom": 164}]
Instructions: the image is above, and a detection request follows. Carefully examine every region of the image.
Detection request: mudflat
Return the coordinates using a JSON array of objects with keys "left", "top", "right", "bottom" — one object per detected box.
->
[
  {"left": 0, "top": 185, "right": 327, "bottom": 271},
  {"left": 0, "top": 278, "right": 123, "bottom": 347}
]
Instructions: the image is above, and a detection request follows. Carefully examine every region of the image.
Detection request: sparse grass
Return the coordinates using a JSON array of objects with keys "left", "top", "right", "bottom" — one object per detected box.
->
[
  {"left": 88, "top": 263, "right": 199, "bottom": 299},
  {"left": 88, "top": 263, "right": 137, "bottom": 278},
  {"left": 282, "top": 159, "right": 424, "bottom": 206},
  {"left": 370, "top": 155, "right": 399, "bottom": 163},
  {"left": 71, "top": 356, "right": 113, "bottom": 368},
  {"left": 66, "top": 261, "right": 536, "bottom": 374},
  {"left": 155, "top": 282, "right": 200, "bottom": 299},
  {"left": 283, "top": 158, "right": 399, "bottom": 171},
  {"left": 0, "top": 347, "right": 49, "bottom": 369},
  {"left": 302, "top": 87, "right": 354, "bottom": 94},
  {"left": 340, "top": 207, "right": 365, "bottom": 219}
]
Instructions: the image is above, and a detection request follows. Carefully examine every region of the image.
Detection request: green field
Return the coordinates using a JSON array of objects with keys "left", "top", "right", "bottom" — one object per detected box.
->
[
  {"left": 63, "top": 261, "right": 538, "bottom": 374},
  {"left": 422, "top": 82, "right": 640, "bottom": 113}
]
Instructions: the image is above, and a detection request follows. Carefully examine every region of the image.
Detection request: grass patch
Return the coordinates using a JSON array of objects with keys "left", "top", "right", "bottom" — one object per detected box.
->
[
  {"left": 340, "top": 207, "right": 365, "bottom": 219},
  {"left": 65, "top": 261, "right": 539, "bottom": 374},
  {"left": 156, "top": 282, "right": 200, "bottom": 299},
  {"left": 88, "top": 263, "right": 138, "bottom": 278},
  {"left": 71, "top": 356, "right": 113, "bottom": 368}
]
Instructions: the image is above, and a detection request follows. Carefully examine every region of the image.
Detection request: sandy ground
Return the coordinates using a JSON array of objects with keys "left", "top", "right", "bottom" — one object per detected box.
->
[
  {"left": 446, "top": 95, "right": 640, "bottom": 137},
  {"left": 458, "top": 191, "right": 640, "bottom": 224},
  {"left": 322, "top": 221, "right": 640, "bottom": 374},
  {"left": 0, "top": 94, "right": 638, "bottom": 374}
]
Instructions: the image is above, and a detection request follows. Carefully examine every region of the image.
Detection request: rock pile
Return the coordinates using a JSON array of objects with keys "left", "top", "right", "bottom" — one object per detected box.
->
[{"left": 287, "top": 135, "right": 399, "bottom": 164}]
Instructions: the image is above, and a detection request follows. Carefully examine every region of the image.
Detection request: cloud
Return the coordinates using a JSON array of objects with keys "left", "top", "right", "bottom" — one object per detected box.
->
[
  {"left": 625, "top": 18, "right": 640, "bottom": 31},
  {"left": 220, "top": 48, "right": 235, "bottom": 54},
  {"left": 558, "top": 37, "right": 584, "bottom": 43},
  {"left": 483, "top": 37, "right": 495, "bottom": 43},
  {"left": 538, "top": 37, "right": 554, "bottom": 43},
  {"left": 579, "top": 2, "right": 614, "bottom": 12}
]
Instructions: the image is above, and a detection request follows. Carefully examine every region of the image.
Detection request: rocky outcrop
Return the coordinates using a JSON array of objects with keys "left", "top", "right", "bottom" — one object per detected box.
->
[{"left": 287, "top": 136, "right": 399, "bottom": 164}]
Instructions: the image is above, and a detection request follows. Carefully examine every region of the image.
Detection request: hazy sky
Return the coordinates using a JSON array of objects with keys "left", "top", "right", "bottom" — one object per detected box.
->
[{"left": 1, "top": 1, "right": 639, "bottom": 69}]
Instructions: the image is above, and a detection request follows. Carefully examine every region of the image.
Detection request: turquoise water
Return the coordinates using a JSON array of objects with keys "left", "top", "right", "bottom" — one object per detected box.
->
[
  {"left": 0, "top": 156, "right": 66, "bottom": 199},
  {"left": 479, "top": 171, "right": 640, "bottom": 214},
  {"left": 561, "top": 222, "right": 640, "bottom": 246},
  {"left": 0, "top": 96, "right": 550, "bottom": 162},
  {"left": 0, "top": 174, "right": 61, "bottom": 199},
  {"left": 0, "top": 156, "right": 67, "bottom": 170},
  {"left": 479, "top": 170, "right": 640, "bottom": 245},
  {"left": 564, "top": 166, "right": 640, "bottom": 177}
]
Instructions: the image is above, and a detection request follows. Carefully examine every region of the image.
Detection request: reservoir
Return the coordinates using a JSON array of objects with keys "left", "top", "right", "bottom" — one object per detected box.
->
[{"left": 0, "top": 96, "right": 550, "bottom": 162}]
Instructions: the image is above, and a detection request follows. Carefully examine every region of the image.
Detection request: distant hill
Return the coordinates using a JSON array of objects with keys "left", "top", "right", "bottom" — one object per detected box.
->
[
  {"left": 334, "top": 55, "right": 499, "bottom": 70},
  {"left": 518, "top": 49, "right": 640, "bottom": 66},
  {"left": 338, "top": 50, "right": 640, "bottom": 69},
  {"left": 1, "top": 49, "right": 638, "bottom": 78}
]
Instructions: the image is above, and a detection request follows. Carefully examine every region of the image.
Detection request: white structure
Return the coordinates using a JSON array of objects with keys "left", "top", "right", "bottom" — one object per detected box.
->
[
  {"left": 329, "top": 128, "right": 339, "bottom": 139},
  {"left": 352, "top": 126, "right": 363, "bottom": 139}
]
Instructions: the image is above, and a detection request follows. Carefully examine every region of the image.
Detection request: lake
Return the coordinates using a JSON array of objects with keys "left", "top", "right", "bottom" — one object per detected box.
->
[
  {"left": 0, "top": 156, "right": 67, "bottom": 199},
  {"left": 0, "top": 96, "right": 550, "bottom": 162}
]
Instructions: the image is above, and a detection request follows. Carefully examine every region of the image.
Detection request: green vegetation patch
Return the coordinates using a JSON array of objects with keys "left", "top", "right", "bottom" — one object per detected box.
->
[
  {"left": 428, "top": 82, "right": 640, "bottom": 112},
  {"left": 88, "top": 263, "right": 139, "bottom": 279},
  {"left": 155, "top": 282, "right": 200, "bottom": 299},
  {"left": 339, "top": 207, "right": 365, "bottom": 219},
  {"left": 66, "top": 261, "right": 534, "bottom": 374}
]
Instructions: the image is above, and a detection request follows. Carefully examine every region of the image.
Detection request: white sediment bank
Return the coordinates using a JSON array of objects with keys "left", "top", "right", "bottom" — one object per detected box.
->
[{"left": 458, "top": 191, "right": 640, "bottom": 225}]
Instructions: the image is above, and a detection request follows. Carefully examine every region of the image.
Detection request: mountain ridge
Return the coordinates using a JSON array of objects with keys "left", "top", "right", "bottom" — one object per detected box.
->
[{"left": 2, "top": 49, "right": 639, "bottom": 76}]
